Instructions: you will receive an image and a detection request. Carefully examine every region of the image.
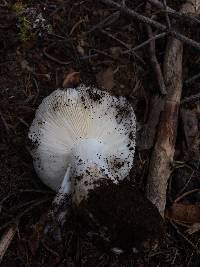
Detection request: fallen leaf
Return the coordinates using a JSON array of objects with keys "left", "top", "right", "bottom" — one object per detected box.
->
[
  {"left": 109, "top": 47, "right": 122, "bottom": 59},
  {"left": 96, "top": 67, "right": 115, "bottom": 91},
  {"left": 77, "top": 44, "right": 85, "bottom": 56},
  {"left": 165, "top": 203, "right": 200, "bottom": 223},
  {"left": 187, "top": 223, "right": 200, "bottom": 235},
  {"left": 20, "top": 59, "right": 34, "bottom": 73},
  {"left": 63, "top": 70, "right": 80, "bottom": 88}
]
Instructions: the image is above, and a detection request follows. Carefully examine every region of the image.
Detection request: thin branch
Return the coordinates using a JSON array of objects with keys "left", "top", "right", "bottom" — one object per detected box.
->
[
  {"left": 174, "top": 188, "right": 200, "bottom": 203},
  {"left": 181, "top": 92, "right": 200, "bottom": 104},
  {"left": 43, "top": 47, "right": 71, "bottom": 65},
  {"left": 0, "top": 197, "right": 52, "bottom": 232},
  {"left": 171, "top": 221, "right": 200, "bottom": 254},
  {"left": 0, "top": 110, "right": 10, "bottom": 135},
  {"left": 85, "top": 11, "right": 120, "bottom": 34},
  {"left": 148, "top": 0, "right": 200, "bottom": 24},
  {"left": 185, "top": 72, "right": 200, "bottom": 85},
  {"left": 161, "top": 0, "right": 171, "bottom": 28},
  {"left": 122, "top": 32, "right": 167, "bottom": 54},
  {"left": 146, "top": 3, "right": 167, "bottom": 95},
  {"left": 100, "top": 0, "right": 200, "bottom": 50},
  {"left": 100, "top": 29, "right": 145, "bottom": 63},
  {"left": 147, "top": 34, "right": 167, "bottom": 95}
]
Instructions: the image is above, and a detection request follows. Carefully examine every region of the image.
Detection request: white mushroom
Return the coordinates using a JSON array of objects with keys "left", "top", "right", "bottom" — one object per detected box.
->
[{"left": 28, "top": 84, "right": 136, "bottom": 205}]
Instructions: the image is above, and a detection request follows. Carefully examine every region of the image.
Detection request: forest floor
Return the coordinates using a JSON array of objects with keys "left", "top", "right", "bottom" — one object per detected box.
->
[{"left": 0, "top": 0, "right": 200, "bottom": 266}]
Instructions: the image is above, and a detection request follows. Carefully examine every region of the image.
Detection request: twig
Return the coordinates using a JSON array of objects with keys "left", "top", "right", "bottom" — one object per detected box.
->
[
  {"left": 0, "top": 197, "right": 52, "bottom": 232},
  {"left": 100, "top": 29, "right": 145, "bottom": 64},
  {"left": 122, "top": 32, "right": 167, "bottom": 54},
  {"left": 69, "top": 19, "right": 85, "bottom": 36},
  {"left": 185, "top": 72, "right": 200, "bottom": 85},
  {"left": 161, "top": 0, "right": 171, "bottom": 28},
  {"left": 41, "top": 240, "right": 60, "bottom": 258},
  {"left": 176, "top": 158, "right": 200, "bottom": 196},
  {"left": 146, "top": 3, "right": 167, "bottom": 95},
  {"left": 0, "top": 110, "right": 10, "bottom": 135},
  {"left": 43, "top": 47, "right": 71, "bottom": 65},
  {"left": 32, "top": 76, "right": 39, "bottom": 105},
  {"left": 0, "top": 190, "right": 54, "bottom": 207},
  {"left": 148, "top": 0, "right": 200, "bottom": 25},
  {"left": 85, "top": 11, "right": 120, "bottom": 34},
  {"left": 100, "top": 29, "right": 130, "bottom": 48},
  {"left": 147, "top": 31, "right": 167, "bottom": 94},
  {"left": 0, "top": 226, "right": 17, "bottom": 263},
  {"left": 171, "top": 221, "right": 200, "bottom": 254},
  {"left": 174, "top": 188, "right": 200, "bottom": 203},
  {"left": 100, "top": 0, "right": 200, "bottom": 51},
  {"left": 181, "top": 92, "right": 200, "bottom": 104}
]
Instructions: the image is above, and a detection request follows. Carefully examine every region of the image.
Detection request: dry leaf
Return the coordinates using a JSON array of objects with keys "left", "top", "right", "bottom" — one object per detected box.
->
[
  {"left": 165, "top": 203, "right": 200, "bottom": 223},
  {"left": 96, "top": 67, "right": 115, "bottom": 91},
  {"left": 187, "top": 223, "right": 200, "bottom": 235},
  {"left": 110, "top": 47, "right": 122, "bottom": 59},
  {"left": 20, "top": 59, "right": 34, "bottom": 73},
  {"left": 63, "top": 70, "right": 80, "bottom": 88},
  {"left": 77, "top": 44, "right": 85, "bottom": 56}
]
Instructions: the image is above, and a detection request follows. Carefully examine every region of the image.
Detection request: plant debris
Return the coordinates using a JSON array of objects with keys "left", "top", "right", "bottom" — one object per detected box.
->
[{"left": 1, "top": 0, "right": 200, "bottom": 266}]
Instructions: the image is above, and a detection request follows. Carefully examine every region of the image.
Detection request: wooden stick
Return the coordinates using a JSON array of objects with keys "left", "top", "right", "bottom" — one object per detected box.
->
[
  {"left": 148, "top": 0, "right": 200, "bottom": 24},
  {"left": 146, "top": 3, "right": 167, "bottom": 95},
  {"left": 146, "top": 0, "right": 200, "bottom": 216},
  {"left": 100, "top": 0, "right": 200, "bottom": 50},
  {"left": 0, "top": 226, "right": 17, "bottom": 263}
]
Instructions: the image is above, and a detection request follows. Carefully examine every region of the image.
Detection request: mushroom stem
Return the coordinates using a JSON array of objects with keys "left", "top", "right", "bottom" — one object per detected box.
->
[
  {"left": 53, "top": 166, "right": 71, "bottom": 207},
  {"left": 52, "top": 166, "right": 72, "bottom": 226}
]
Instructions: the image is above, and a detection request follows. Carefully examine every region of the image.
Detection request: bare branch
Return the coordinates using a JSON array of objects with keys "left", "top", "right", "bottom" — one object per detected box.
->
[
  {"left": 122, "top": 32, "right": 167, "bottom": 54},
  {"left": 100, "top": 0, "right": 200, "bottom": 50},
  {"left": 148, "top": 0, "right": 200, "bottom": 24},
  {"left": 146, "top": 0, "right": 200, "bottom": 216},
  {"left": 146, "top": 3, "right": 167, "bottom": 95}
]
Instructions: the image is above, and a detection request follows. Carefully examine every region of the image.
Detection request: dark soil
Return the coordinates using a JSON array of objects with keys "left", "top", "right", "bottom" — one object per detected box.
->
[
  {"left": 0, "top": 0, "right": 200, "bottom": 266},
  {"left": 78, "top": 180, "right": 165, "bottom": 252}
]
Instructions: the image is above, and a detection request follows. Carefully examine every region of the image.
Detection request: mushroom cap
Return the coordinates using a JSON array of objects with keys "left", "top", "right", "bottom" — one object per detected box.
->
[{"left": 28, "top": 85, "right": 136, "bottom": 192}]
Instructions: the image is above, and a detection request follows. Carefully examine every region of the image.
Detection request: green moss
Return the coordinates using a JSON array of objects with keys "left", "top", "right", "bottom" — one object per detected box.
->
[
  {"left": 12, "top": 3, "right": 36, "bottom": 42},
  {"left": 18, "top": 16, "right": 36, "bottom": 42},
  {"left": 12, "top": 2, "right": 25, "bottom": 13}
]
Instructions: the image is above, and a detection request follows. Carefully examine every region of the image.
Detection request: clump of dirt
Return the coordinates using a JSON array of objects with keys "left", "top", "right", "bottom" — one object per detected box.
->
[{"left": 78, "top": 180, "right": 166, "bottom": 252}]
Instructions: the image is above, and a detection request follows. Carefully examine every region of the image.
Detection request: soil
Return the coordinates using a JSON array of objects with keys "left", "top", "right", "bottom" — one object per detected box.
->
[
  {"left": 0, "top": 0, "right": 200, "bottom": 266},
  {"left": 78, "top": 180, "right": 165, "bottom": 252}
]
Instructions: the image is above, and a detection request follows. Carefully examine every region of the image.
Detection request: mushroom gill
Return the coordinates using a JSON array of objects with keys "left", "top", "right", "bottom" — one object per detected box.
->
[{"left": 28, "top": 84, "right": 136, "bottom": 205}]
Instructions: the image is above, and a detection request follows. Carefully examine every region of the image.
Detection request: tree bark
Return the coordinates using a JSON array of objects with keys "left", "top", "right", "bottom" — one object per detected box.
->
[{"left": 146, "top": 0, "right": 200, "bottom": 217}]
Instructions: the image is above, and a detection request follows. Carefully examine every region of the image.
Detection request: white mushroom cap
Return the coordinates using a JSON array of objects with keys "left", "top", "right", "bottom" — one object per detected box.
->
[{"left": 28, "top": 84, "right": 136, "bottom": 203}]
